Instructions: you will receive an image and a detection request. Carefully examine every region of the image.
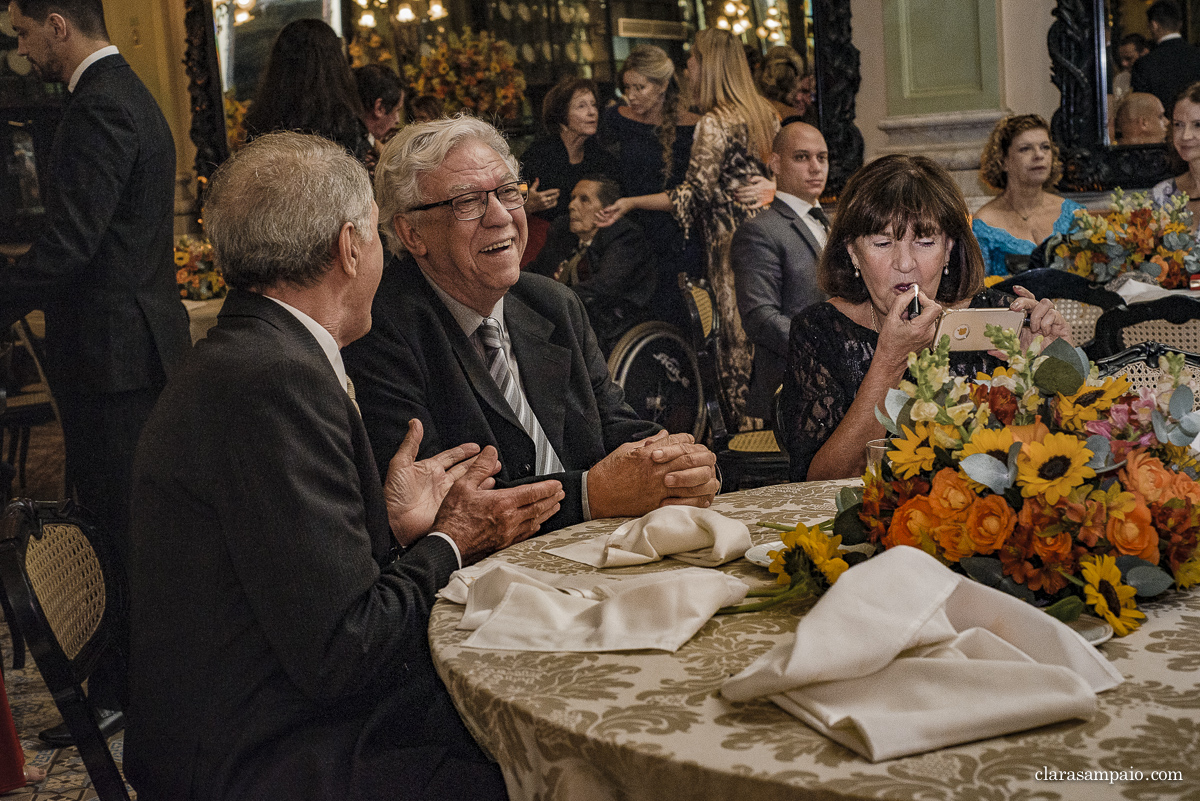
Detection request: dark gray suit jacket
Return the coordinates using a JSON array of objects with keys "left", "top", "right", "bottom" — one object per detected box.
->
[
  {"left": 0, "top": 53, "right": 189, "bottom": 396},
  {"left": 343, "top": 255, "right": 659, "bottom": 532},
  {"left": 1132, "top": 37, "right": 1200, "bottom": 112},
  {"left": 126, "top": 290, "right": 469, "bottom": 801},
  {"left": 731, "top": 197, "right": 828, "bottom": 418}
]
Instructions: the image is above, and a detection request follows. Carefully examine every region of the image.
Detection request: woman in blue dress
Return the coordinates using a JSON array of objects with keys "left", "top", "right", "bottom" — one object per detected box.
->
[
  {"left": 599, "top": 44, "right": 702, "bottom": 325},
  {"left": 972, "top": 114, "right": 1084, "bottom": 276}
]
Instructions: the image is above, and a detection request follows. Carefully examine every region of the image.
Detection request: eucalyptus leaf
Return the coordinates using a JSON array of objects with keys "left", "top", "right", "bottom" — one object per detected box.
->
[
  {"left": 997, "top": 577, "right": 1037, "bottom": 604},
  {"left": 1152, "top": 408, "right": 1170, "bottom": 443},
  {"left": 874, "top": 404, "right": 899, "bottom": 436},
  {"left": 1043, "top": 595, "right": 1084, "bottom": 622},
  {"left": 960, "top": 556, "right": 1004, "bottom": 587},
  {"left": 1169, "top": 426, "right": 1194, "bottom": 447},
  {"left": 1084, "top": 435, "right": 1111, "bottom": 469},
  {"left": 1006, "top": 441, "right": 1022, "bottom": 485},
  {"left": 884, "top": 388, "right": 910, "bottom": 426},
  {"left": 833, "top": 502, "right": 868, "bottom": 546},
  {"left": 1033, "top": 357, "right": 1085, "bottom": 396},
  {"left": 1180, "top": 411, "right": 1200, "bottom": 437},
  {"left": 1126, "top": 564, "right": 1175, "bottom": 598},
  {"left": 1042, "top": 337, "right": 1088, "bottom": 377},
  {"left": 960, "top": 454, "right": 1013, "bottom": 494},
  {"left": 1170, "top": 385, "right": 1195, "bottom": 421},
  {"left": 836, "top": 486, "right": 863, "bottom": 514},
  {"left": 1115, "top": 555, "right": 1156, "bottom": 575}
]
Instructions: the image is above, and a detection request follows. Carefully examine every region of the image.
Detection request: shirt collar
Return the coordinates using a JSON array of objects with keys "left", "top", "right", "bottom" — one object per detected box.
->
[
  {"left": 263, "top": 295, "right": 348, "bottom": 392},
  {"left": 775, "top": 191, "right": 820, "bottom": 218},
  {"left": 1159, "top": 33, "right": 1183, "bottom": 43},
  {"left": 69, "top": 45, "right": 119, "bottom": 92},
  {"left": 419, "top": 266, "right": 506, "bottom": 336}
]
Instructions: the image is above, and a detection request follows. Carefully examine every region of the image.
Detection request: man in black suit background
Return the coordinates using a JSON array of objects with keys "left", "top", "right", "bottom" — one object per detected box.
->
[
  {"left": 126, "top": 131, "right": 564, "bottom": 800},
  {"left": 527, "top": 175, "right": 655, "bottom": 355},
  {"left": 3, "top": 0, "right": 189, "bottom": 741},
  {"left": 344, "top": 116, "right": 719, "bottom": 533},
  {"left": 1132, "top": 0, "right": 1200, "bottom": 112},
  {"left": 731, "top": 119, "right": 830, "bottom": 421}
]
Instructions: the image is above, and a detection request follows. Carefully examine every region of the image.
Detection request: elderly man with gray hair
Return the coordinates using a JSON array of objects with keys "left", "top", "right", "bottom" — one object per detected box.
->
[
  {"left": 344, "top": 115, "right": 720, "bottom": 532},
  {"left": 125, "top": 131, "right": 560, "bottom": 800}
]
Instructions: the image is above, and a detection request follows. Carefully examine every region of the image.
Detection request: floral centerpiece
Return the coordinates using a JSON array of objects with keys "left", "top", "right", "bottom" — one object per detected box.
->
[
  {"left": 403, "top": 28, "right": 526, "bottom": 121},
  {"left": 175, "top": 235, "right": 226, "bottom": 301},
  {"left": 1041, "top": 189, "right": 1200, "bottom": 289}
]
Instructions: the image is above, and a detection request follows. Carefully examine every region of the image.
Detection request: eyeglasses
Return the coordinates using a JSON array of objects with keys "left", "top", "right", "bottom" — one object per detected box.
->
[{"left": 407, "top": 181, "right": 529, "bottom": 221}]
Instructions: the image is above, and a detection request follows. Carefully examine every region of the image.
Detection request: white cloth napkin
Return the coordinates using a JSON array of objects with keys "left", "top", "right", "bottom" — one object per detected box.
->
[
  {"left": 456, "top": 562, "right": 747, "bottom": 652},
  {"left": 546, "top": 506, "right": 751, "bottom": 568},
  {"left": 438, "top": 561, "right": 620, "bottom": 605},
  {"left": 722, "top": 546, "right": 1123, "bottom": 762}
]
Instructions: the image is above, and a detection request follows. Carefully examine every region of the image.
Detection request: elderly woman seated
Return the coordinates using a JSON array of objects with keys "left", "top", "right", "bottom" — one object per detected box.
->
[{"left": 778, "top": 154, "right": 1071, "bottom": 481}]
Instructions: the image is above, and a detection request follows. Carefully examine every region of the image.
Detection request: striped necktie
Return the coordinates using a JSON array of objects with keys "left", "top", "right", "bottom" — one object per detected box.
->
[
  {"left": 345, "top": 376, "right": 360, "bottom": 415},
  {"left": 476, "top": 317, "right": 563, "bottom": 475}
]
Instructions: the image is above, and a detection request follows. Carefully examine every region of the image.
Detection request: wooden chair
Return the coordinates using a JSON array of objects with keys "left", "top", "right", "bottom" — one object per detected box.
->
[
  {"left": 1, "top": 316, "right": 59, "bottom": 495},
  {"left": 0, "top": 499, "right": 130, "bottom": 801},
  {"left": 606, "top": 321, "right": 705, "bottom": 439},
  {"left": 1089, "top": 295, "right": 1200, "bottom": 359},
  {"left": 992, "top": 268, "right": 1122, "bottom": 350},
  {"left": 1095, "top": 342, "right": 1200, "bottom": 407},
  {"left": 678, "top": 274, "right": 789, "bottom": 491}
]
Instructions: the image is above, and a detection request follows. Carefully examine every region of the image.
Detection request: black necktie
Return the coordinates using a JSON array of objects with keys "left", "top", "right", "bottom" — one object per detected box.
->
[{"left": 808, "top": 206, "right": 831, "bottom": 231}]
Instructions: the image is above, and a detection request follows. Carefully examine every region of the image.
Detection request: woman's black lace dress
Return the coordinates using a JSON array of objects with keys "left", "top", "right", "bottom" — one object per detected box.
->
[{"left": 780, "top": 289, "right": 1012, "bottom": 481}]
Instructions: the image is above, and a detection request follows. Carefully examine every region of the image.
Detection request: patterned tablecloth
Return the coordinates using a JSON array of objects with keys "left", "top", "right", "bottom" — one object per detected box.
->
[{"left": 428, "top": 480, "right": 1200, "bottom": 801}]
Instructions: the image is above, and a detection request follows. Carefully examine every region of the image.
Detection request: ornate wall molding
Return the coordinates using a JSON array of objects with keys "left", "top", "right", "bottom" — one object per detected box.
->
[{"left": 184, "top": 0, "right": 230, "bottom": 183}]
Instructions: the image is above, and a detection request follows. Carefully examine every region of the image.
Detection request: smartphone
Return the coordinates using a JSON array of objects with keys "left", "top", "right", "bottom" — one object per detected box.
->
[{"left": 933, "top": 308, "right": 1026, "bottom": 351}]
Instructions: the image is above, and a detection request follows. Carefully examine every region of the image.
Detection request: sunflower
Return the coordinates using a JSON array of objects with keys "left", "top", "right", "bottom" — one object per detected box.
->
[
  {"left": 889, "top": 423, "right": 936, "bottom": 479},
  {"left": 960, "top": 427, "right": 1015, "bottom": 464},
  {"left": 1176, "top": 554, "right": 1200, "bottom": 590},
  {"left": 1016, "top": 432, "right": 1096, "bottom": 505},
  {"left": 768, "top": 523, "right": 848, "bottom": 588},
  {"left": 1081, "top": 555, "right": 1145, "bottom": 636},
  {"left": 1057, "top": 376, "right": 1131, "bottom": 432}
]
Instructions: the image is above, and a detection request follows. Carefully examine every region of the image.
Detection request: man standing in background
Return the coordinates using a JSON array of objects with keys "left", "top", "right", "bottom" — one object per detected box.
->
[
  {"left": 1132, "top": 0, "right": 1200, "bottom": 113},
  {"left": 3, "top": 0, "right": 190, "bottom": 742}
]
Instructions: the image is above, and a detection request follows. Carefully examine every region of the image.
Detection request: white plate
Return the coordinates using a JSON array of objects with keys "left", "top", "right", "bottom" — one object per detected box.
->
[
  {"left": 745, "top": 541, "right": 785, "bottom": 568},
  {"left": 1068, "top": 613, "right": 1114, "bottom": 646}
]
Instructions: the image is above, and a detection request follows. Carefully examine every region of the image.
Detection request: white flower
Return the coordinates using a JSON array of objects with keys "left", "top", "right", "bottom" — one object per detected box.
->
[{"left": 911, "top": 400, "right": 940, "bottom": 422}]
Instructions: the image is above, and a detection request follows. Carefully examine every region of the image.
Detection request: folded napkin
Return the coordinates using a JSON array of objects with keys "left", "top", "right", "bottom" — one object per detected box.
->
[
  {"left": 438, "top": 561, "right": 619, "bottom": 606},
  {"left": 457, "top": 563, "right": 747, "bottom": 652},
  {"left": 546, "top": 506, "right": 751, "bottom": 568},
  {"left": 722, "top": 546, "right": 1123, "bottom": 762}
]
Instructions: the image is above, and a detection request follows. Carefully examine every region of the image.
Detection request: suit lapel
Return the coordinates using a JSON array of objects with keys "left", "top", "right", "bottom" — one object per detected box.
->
[
  {"left": 504, "top": 294, "right": 572, "bottom": 454},
  {"left": 774, "top": 199, "right": 822, "bottom": 258}
]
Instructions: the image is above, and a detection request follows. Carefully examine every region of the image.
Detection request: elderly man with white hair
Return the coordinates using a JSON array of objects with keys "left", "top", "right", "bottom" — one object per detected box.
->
[
  {"left": 344, "top": 115, "right": 719, "bottom": 530},
  {"left": 126, "top": 131, "right": 561, "bottom": 800}
]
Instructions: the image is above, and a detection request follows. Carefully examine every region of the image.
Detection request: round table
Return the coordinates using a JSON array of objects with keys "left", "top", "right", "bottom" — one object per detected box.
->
[{"left": 429, "top": 480, "right": 1200, "bottom": 801}]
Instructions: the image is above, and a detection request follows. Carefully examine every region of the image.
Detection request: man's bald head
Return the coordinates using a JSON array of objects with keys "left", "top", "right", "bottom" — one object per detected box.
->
[
  {"left": 1116, "top": 92, "right": 1167, "bottom": 144},
  {"left": 770, "top": 120, "right": 828, "bottom": 204}
]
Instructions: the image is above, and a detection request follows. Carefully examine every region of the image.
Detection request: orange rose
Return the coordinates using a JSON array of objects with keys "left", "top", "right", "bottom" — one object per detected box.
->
[
  {"left": 965, "top": 494, "right": 1016, "bottom": 554},
  {"left": 1106, "top": 500, "right": 1160, "bottom": 563},
  {"left": 934, "top": 518, "right": 974, "bottom": 562},
  {"left": 886, "top": 496, "right": 941, "bottom": 556},
  {"left": 929, "top": 468, "right": 976, "bottom": 516},
  {"left": 1121, "top": 450, "right": 1175, "bottom": 505},
  {"left": 1032, "top": 530, "right": 1072, "bottom": 561},
  {"left": 1173, "top": 471, "right": 1200, "bottom": 505}
]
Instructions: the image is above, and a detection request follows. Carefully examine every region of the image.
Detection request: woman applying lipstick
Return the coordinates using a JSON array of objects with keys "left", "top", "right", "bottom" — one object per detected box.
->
[
  {"left": 778, "top": 154, "right": 1070, "bottom": 481},
  {"left": 971, "top": 115, "right": 1083, "bottom": 276}
]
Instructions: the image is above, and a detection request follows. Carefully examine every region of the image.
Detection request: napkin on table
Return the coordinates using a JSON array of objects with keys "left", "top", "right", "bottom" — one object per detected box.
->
[
  {"left": 721, "top": 545, "right": 1123, "bottom": 762},
  {"left": 452, "top": 562, "right": 747, "bottom": 652},
  {"left": 546, "top": 506, "right": 751, "bottom": 568}
]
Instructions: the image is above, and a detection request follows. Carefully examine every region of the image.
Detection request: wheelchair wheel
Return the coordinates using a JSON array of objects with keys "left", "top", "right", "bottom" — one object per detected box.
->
[{"left": 606, "top": 321, "right": 704, "bottom": 439}]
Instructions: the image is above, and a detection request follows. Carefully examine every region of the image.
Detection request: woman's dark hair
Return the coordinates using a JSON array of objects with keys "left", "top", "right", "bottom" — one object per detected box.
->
[
  {"left": 1168, "top": 82, "right": 1200, "bottom": 172},
  {"left": 354, "top": 64, "right": 404, "bottom": 115},
  {"left": 819, "top": 154, "right": 985, "bottom": 305},
  {"left": 243, "top": 19, "right": 367, "bottom": 159},
  {"left": 542, "top": 77, "right": 598, "bottom": 133}
]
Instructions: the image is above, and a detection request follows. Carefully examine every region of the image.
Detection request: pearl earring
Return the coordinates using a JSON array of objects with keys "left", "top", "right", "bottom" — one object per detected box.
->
[
  {"left": 943, "top": 263, "right": 950, "bottom": 275},
  {"left": 854, "top": 267, "right": 860, "bottom": 279}
]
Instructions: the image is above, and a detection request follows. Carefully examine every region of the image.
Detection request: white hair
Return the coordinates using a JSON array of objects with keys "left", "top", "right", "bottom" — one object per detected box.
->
[
  {"left": 204, "top": 131, "right": 374, "bottom": 290},
  {"left": 375, "top": 114, "right": 520, "bottom": 256}
]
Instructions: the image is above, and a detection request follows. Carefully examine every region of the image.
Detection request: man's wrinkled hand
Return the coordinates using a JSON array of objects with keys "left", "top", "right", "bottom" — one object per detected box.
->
[
  {"left": 433, "top": 446, "right": 565, "bottom": 564},
  {"left": 384, "top": 419, "right": 484, "bottom": 546},
  {"left": 587, "top": 430, "right": 719, "bottom": 519}
]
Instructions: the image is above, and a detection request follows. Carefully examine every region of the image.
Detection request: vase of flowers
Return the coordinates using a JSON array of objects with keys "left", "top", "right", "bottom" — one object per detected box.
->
[
  {"left": 1042, "top": 189, "right": 1200, "bottom": 289},
  {"left": 403, "top": 28, "right": 526, "bottom": 122},
  {"left": 175, "top": 235, "right": 226, "bottom": 301}
]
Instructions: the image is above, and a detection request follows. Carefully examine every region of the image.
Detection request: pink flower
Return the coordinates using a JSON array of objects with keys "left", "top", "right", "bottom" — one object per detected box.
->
[{"left": 1085, "top": 419, "right": 1114, "bottom": 438}]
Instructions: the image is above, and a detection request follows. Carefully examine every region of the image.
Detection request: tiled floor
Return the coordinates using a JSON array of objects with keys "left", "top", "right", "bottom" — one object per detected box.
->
[{"left": 2, "top": 421, "right": 133, "bottom": 800}]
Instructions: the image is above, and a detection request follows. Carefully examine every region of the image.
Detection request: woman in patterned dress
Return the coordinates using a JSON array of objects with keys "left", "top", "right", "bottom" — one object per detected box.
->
[{"left": 598, "top": 29, "right": 780, "bottom": 430}]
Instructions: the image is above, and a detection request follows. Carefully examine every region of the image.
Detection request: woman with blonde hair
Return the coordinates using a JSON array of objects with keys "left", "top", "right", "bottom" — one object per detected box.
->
[
  {"left": 599, "top": 28, "right": 780, "bottom": 428},
  {"left": 600, "top": 44, "right": 703, "bottom": 323},
  {"left": 972, "top": 114, "right": 1083, "bottom": 276},
  {"left": 757, "top": 45, "right": 815, "bottom": 120}
]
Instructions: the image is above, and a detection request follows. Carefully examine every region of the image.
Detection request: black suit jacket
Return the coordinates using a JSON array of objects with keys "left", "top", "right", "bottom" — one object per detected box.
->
[
  {"left": 0, "top": 53, "right": 189, "bottom": 396},
  {"left": 1132, "top": 37, "right": 1200, "bottom": 111},
  {"left": 126, "top": 290, "right": 468, "bottom": 800},
  {"left": 731, "top": 198, "right": 828, "bottom": 418},
  {"left": 528, "top": 214, "right": 656, "bottom": 311},
  {"left": 343, "top": 255, "right": 659, "bottom": 532}
]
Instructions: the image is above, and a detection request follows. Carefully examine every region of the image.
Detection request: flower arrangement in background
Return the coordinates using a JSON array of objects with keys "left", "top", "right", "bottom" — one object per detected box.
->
[
  {"left": 1042, "top": 189, "right": 1200, "bottom": 289},
  {"left": 402, "top": 28, "right": 526, "bottom": 121},
  {"left": 175, "top": 235, "right": 226, "bottom": 301},
  {"left": 826, "top": 327, "right": 1200, "bottom": 636},
  {"left": 224, "top": 91, "right": 250, "bottom": 152}
]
